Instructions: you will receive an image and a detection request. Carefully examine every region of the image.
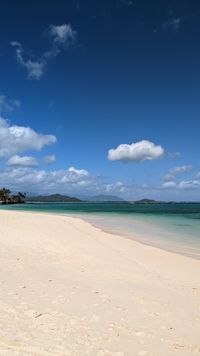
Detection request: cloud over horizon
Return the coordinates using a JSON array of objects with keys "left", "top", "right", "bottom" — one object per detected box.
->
[
  {"left": 0, "top": 166, "right": 101, "bottom": 195},
  {"left": 161, "top": 165, "right": 199, "bottom": 190},
  {"left": 163, "top": 165, "right": 193, "bottom": 182}
]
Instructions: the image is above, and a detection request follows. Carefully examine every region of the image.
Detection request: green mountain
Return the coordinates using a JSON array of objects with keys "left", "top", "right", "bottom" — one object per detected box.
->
[{"left": 27, "top": 194, "right": 81, "bottom": 202}]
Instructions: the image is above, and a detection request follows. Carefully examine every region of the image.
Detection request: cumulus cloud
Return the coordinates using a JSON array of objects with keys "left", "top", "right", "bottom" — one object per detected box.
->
[
  {"left": 43, "top": 155, "right": 56, "bottom": 164},
  {"left": 178, "top": 180, "right": 200, "bottom": 190},
  {"left": 1, "top": 159, "right": 200, "bottom": 197},
  {"left": 0, "top": 163, "right": 132, "bottom": 196},
  {"left": 105, "top": 181, "right": 128, "bottom": 194},
  {"left": 0, "top": 166, "right": 91, "bottom": 193},
  {"left": 11, "top": 23, "right": 76, "bottom": 80},
  {"left": 163, "top": 179, "right": 200, "bottom": 190},
  {"left": 0, "top": 95, "right": 21, "bottom": 113},
  {"left": 108, "top": 140, "right": 164, "bottom": 162},
  {"left": 162, "top": 181, "right": 177, "bottom": 189},
  {"left": 6, "top": 155, "right": 38, "bottom": 167},
  {"left": 68, "top": 166, "right": 89, "bottom": 176},
  {"left": 160, "top": 163, "right": 200, "bottom": 191},
  {"left": 0, "top": 118, "right": 56, "bottom": 159},
  {"left": 0, "top": 117, "right": 130, "bottom": 197}
]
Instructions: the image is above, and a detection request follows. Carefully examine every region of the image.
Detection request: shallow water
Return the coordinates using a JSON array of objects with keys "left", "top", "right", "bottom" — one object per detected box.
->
[
  {"left": 81, "top": 213, "right": 200, "bottom": 259},
  {"left": 1, "top": 202, "right": 200, "bottom": 259}
]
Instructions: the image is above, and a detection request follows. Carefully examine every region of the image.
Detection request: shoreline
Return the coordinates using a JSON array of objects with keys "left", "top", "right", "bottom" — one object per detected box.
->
[
  {"left": 2, "top": 206, "right": 199, "bottom": 261},
  {"left": 0, "top": 210, "right": 200, "bottom": 355},
  {"left": 76, "top": 214, "right": 200, "bottom": 261},
  {"left": 1, "top": 209, "right": 200, "bottom": 286}
]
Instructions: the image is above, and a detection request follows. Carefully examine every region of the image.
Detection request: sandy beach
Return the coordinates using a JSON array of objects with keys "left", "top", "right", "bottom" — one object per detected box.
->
[{"left": 0, "top": 210, "right": 200, "bottom": 356}]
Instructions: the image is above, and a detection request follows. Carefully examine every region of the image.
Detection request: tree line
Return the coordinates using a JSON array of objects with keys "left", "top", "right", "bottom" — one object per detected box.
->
[{"left": 0, "top": 188, "right": 26, "bottom": 204}]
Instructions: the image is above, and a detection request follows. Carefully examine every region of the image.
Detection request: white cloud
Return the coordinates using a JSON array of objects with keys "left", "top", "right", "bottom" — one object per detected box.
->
[
  {"left": 1, "top": 160, "right": 200, "bottom": 198},
  {"left": 0, "top": 164, "right": 131, "bottom": 196},
  {"left": 161, "top": 165, "right": 195, "bottom": 190},
  {"left": 162, "top": 181, "right": 176, "bottom": 189},
  {"left": 6, "top": 155, "right": 38, "bottom": 167},
  {"left": 0, "top": 95, "right": 21, "bottom": 113},
  {"left": 68, "top": 166, "right": 89, "bottom": 176},
  {"left": 178, "top": 180, "right": 200, "bottom": 190},
  {"left": 164, "top": 165, "right": 193, "bottom": 182},
  {"left": 11, "top": 23, "right": 76, "bottom": 80},
  {"left": 11, "top": 41, "right": 45, "bottom": 80},
  {"left": 44, "top": 24, "right": 76, "bottom": 59},
  {"left": 23, "top": 60, "right": 45, "bottom": 80},
  {"left": 43, "top": 155, "right": 56, "bottom": 164},
  {"left": 105, "top": 181, "right": 128, "bottom": 194},
  {"left": 108, "top": 140, "right": 164, "bottom": 162},
  {"left": 48, "top": 24, "right": 76, "bottom": 45},
  {"left": 161, "top": 167, "right": 200, "bottom": 191},
  {"left": 0, "top": 166, "right": 91, "bottom": 193},
  {"left": 0, "top": 118, "right": 56, "bottom": 159}
]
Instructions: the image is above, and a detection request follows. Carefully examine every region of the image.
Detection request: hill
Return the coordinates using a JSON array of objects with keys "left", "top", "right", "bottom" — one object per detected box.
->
[
  {"left": 134, "top": 199, "right": 157, "bottom": 204},
  {"left": 27, "top": 194, "right": 81, "bottom": 203}
]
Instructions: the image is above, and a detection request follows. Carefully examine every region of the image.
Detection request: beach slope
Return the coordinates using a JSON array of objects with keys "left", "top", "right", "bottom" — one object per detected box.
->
[{"left": 0, "top": 210, "right": 200, "bottom": 355}]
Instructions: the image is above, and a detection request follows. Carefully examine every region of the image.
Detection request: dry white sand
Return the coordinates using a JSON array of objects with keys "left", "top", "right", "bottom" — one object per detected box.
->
[{"left": 0, "top": 210, "right": 200, "bottom": 356}]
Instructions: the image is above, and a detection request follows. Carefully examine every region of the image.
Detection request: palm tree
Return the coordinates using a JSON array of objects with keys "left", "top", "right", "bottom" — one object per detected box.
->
[
  {"left": 18, "top": 192, "right": 26, "bottom": 203},
  {"left": 0, "top": 188, "right": 26, "bottom": 204},
  {"left": 0, "top": 188, "right": 11, "bottom": 203}
]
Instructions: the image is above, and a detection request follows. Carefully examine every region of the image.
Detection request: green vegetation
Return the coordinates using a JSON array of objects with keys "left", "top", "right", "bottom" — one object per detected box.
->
[{"left": 0, "top": 188, "right": 26, "bottom": 204}]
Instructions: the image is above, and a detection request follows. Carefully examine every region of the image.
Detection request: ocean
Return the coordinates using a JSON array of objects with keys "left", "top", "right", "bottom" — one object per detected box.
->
[{"left": 1, "top": 202, "right": 200, "bottom": 259}]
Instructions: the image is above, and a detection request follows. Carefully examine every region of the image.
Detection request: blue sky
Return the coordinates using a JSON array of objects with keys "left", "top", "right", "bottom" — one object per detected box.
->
[{"left": 0, "top": 0, "right": 200, "bottom": 200}]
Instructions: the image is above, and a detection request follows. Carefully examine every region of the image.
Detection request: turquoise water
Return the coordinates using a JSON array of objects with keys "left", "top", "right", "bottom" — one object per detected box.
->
[{"left": 1, "top": 202, "right": 200, "bottom": 259}]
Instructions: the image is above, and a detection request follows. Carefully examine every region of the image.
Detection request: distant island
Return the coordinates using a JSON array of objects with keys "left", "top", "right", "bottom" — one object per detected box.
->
[
  {"left": 1, "top": 189, "right": 178, "bottom": 205},
  {"left": 26, "top": 193, "right": 125, "bottom": 202},
  {"left": 27, "top": 194, "right": 81, "bottom": 203},
  {"left": 0, "top": 188, "right": 26, "bottom": 204},
  {"left": 133, "top": 199, "right": 175, "bottom": 204},
  {"left": 134, "top": 199, "right": 158, "bottom": 204}
]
